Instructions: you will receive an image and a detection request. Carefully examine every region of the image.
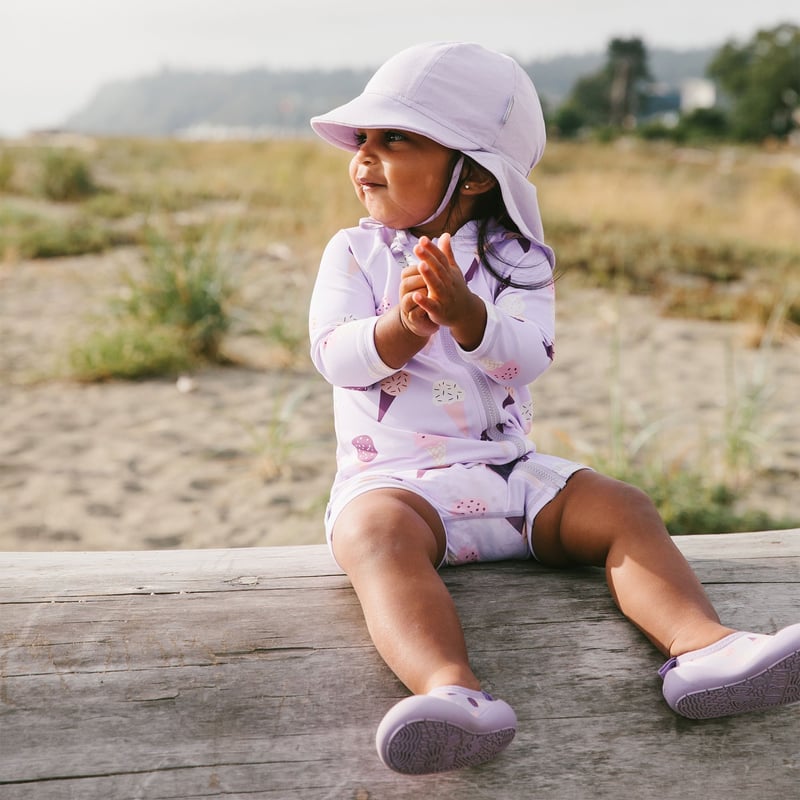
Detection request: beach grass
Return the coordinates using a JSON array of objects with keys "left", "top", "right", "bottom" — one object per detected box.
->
[{"left": 2, "top": 135, "right": 799, "bottom": 535}]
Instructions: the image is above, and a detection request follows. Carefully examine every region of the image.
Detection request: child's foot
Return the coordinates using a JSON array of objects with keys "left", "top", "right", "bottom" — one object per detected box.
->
[
  {"left": 659, "top": 623, "right": 800, "bottom": 719},
  {"left": 375, "top": 685, "right": 517, "bottom": 774}
]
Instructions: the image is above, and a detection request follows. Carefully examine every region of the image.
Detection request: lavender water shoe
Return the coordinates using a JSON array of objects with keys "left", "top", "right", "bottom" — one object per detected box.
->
[
  {"left": 660, "top": 623, "right": 800, "bottom": 719},
  {"left": 375, "top": 686, "right": 517, "bottom": 774}
]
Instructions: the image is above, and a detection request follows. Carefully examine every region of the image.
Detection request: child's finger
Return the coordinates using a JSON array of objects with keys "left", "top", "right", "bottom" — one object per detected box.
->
[
  {"left": 413, "top": 237, "right": 448, "bottom": 272},
  {"left": 438, "top": 232, "right": 455, "bottom": 265},
  {"left": 419, "top": 259, "right": 447, "bottom": 298},
  {"left": 413, "top": 290, "right": 442, "bottom": 318}
]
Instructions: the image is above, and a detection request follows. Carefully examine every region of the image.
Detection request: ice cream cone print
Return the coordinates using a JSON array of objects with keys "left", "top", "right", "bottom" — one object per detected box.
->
[
  {"left": 452, "top": 498, "right": 488, "bottom": 515},
  {"left": 443, "top": 402, "right": 469, "bottom": 435},
  {"left": 487, "top": 360, "right": 520, "bottom": 382},
  {"left": 352, "top": 434, "right": 378, "bottom": 463},
  {"left": 377, "top": 371, "right": 410, "bottom": 422},
  {"left": 521, "top": 400, "right": 534, "bottom": 427},
  {"left": 414, "top": 433, "right": 448, "bottom": 466},
  {"left": 432, "top": 379, "right": 469, "bottom": 435},
  {"left": 376, "top": 296, "right": 391, "bottom": 315}
]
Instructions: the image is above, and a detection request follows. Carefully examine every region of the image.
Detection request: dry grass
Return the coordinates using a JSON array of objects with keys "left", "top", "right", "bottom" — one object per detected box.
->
[
  {"left": 538, "top": 140, "right": 800, "bottom": 250},
  {"left": 2, "top": 134, "right": 798, "bottom": 536},
  {"left": 2, "top": 135, "right": 798, "bottom": 340}
]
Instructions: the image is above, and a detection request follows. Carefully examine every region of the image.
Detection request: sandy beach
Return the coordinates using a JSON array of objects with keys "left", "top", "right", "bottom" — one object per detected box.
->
[{"left": 1, "top": 247, "right": 798, "bottom": 552}]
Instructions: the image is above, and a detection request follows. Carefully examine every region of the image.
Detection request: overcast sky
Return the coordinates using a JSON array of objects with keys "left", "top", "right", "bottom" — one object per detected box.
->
[{"left": 1, "top": 0, "right": 798, "bottom": 136}]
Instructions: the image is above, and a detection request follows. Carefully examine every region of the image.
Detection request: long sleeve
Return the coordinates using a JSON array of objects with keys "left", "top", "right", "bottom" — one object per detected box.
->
[
  {"left": 456, "top": 244, "right": 555, "bottom": 388},
  {"left": 308, "top": 220, "right": 557, "bottom": 480},
  {"left": 457, "top": 287, "right": 555, "bottom": 388},
  {"left": 309, "top": 229, "right": 397, "bottom": 389}
]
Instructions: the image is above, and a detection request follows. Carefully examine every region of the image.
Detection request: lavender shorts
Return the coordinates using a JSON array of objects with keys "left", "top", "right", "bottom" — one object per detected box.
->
[{"left": 325, "top": 452, "right": 588, "bottom": 568}]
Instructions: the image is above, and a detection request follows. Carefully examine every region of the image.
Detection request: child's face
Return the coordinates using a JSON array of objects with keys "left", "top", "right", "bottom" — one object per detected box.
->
[{"left": 349, "top": 129, "right": 456, "bottom": 235}]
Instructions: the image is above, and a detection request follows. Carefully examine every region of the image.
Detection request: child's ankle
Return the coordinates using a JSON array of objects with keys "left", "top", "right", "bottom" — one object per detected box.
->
[
  {"left": 421, "top": 669, "right": 481, "bottom": 695},
  {"left": 670, "top": 625, "right": 739, "bottom": 658}
]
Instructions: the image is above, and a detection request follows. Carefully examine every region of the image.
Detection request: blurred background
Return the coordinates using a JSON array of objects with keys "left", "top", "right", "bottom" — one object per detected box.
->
[
  {"left": 1, "top": 1, "right": 798, "bottom": 551},
  {"left": 1, "top": 0, "right": 799, "bottom": 140}
]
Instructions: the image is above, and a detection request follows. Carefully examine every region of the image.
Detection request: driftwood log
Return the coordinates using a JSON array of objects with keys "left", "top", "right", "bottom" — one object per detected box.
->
[{"left": 1, "top": 530, "right": 799, "bottom": 799}]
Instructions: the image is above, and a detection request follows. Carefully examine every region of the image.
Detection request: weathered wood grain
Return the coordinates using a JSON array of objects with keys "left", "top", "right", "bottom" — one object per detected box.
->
[{"left": 1, "top": 530, "right": 798, "bottom": 799}]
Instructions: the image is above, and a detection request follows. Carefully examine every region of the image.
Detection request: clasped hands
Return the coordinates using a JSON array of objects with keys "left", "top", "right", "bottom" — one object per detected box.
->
[{"left": 398, "top": 234, "right": 486, "bottom": 351}]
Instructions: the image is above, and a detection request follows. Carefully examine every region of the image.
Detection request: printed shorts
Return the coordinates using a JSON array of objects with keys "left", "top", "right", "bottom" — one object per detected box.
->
[{"left": 325, "top": 452, "right": 588, "bottom": 568}]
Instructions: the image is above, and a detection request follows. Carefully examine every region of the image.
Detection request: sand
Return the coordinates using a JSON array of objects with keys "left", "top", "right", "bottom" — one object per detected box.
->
[{"left": 1, "top": 249, "right": 798, "bottom": 552}]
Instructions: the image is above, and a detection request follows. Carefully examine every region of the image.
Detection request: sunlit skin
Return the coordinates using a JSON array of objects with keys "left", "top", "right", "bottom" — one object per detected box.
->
[
  {"left": 349, "top": 128, "right": 458, "bottom": 236},
  {"left": 333, "top": 128, "right": 733, "bottom": 697},
  {"left": 349, "top": 128, "right": 493, "bottom": 359}
]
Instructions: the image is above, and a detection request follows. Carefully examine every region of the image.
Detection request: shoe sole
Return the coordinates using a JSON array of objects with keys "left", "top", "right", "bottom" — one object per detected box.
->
[
  {"left": 675, "top": 649, "right": 800, "bottom": 719},
  {"left": 383, "top": 719, "right": 515, "bottom": 774}
]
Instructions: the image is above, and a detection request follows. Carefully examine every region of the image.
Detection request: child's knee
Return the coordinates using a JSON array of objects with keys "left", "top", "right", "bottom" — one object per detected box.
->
[{"left": 332, "top": 489, "right": 444, "bottom": 570}]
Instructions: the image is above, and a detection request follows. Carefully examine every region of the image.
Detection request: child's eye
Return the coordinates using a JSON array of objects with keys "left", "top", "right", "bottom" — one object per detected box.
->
[{"left": 353, "top": 129, "right": 407, "bottom": 147}]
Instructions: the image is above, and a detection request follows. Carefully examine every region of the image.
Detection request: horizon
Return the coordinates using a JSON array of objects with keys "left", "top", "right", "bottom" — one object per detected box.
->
[{"left": 1, "top": 0, "right": 798, "bottom": 137}]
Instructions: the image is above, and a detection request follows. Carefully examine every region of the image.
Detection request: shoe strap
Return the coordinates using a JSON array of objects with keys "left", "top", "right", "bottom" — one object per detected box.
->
[{"left": 658, "top": 656, "right": 678, "bottom": 679}]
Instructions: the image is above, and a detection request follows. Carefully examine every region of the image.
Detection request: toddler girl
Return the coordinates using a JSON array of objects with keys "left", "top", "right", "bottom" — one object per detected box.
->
[{"left": 308, "top": 41, "right": 800, "bottom": 775}]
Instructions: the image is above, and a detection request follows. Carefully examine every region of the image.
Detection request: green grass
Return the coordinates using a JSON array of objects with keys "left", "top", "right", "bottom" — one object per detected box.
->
[
  {"left": 589, "top": 457, "right": 800, "bottom": 535},
  {"left": 38, "top": 149, "right": 96, "bottom": 201},
  {"left": 117, "top": 230, "right": 239, "bottom": 360},
  {"left": 570, "top": 302, "right": 800, "bottom": 535},
  {"left": 68, "top": 323, "right": 194, "bottom": 382},
  {"left": 68, "top": 227, "right": 240, "bottom": 379},
  {"left": 546, "top": 217, "right": 800, "bottom": 325}
]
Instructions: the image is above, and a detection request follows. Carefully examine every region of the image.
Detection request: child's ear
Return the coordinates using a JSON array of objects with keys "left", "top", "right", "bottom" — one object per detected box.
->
[{"left": 460, "top": 164, "right": 497, "bottom": 196}]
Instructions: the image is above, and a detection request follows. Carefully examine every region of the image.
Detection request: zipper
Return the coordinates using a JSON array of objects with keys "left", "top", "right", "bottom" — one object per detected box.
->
[
  {"left": 442, "top": 330, "right": 528, "bottom": 459},
  {"left": 515, "top": 458, "right": 569, "bottom": 489},
  {"left": 390, "top": 232, "right": 528, "bottom": 458}
]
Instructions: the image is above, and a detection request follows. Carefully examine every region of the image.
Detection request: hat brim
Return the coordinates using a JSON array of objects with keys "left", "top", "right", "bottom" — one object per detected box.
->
[
  {"left": 311, "top": 91, "right": 480, "bottom": 153},
  {"left": 311, "top": 95, "right": 554, "bottom": 268}
]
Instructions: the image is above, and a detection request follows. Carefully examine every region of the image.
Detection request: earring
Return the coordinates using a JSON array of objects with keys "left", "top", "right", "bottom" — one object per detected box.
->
[{"left": 463, "top": 183, "right": 471, "bottom": 190}]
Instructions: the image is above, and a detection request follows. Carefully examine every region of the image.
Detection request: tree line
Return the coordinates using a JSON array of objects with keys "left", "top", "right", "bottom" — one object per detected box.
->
[{"left": 551, "top": 23, "right": 799, "bottom": 143}]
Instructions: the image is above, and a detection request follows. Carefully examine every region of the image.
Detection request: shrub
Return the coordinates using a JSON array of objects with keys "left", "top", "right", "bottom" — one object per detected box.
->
[
  {"left": 0, "top": 150, "right": 14, "bottom": 191},
  {"left": 68, "top": 323, "right": 193, "bottom": 381},
  {"left": 600, "top": 460, "right": 800, "bottom": 535},
  {"left": 67, "top": 225, "right": 241, "bottom": 381},
  {"left": 117, "top": 231, "right": 238, "bottom": 360},
  {"left": 39, "top": 149, "right": 96, "bottom": 201},
  {"left": 19, "top": 218, "right": 112, "bottom": 258}
]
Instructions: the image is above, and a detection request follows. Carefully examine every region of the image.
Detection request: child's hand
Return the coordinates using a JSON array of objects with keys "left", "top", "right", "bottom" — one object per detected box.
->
[
  {"left": 412, "top": 234, "right": 486, "bottom": 350},
  {"left": 399, "top": 263, "right": 439, "bottom": 338}
]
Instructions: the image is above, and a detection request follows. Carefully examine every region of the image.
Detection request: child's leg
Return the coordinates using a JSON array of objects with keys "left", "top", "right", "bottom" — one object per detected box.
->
[
  {"left": 533, "top": 469, "right": 800, "bottom": 720},
  {"left": 531, "top": 470, "right": 735, "bottom": 657},
  {"left": 331, "top": 487, "right": 479, "bottom": 694},
  {"left": 333, "top": 487, "right": 517, "bottom": 774}
]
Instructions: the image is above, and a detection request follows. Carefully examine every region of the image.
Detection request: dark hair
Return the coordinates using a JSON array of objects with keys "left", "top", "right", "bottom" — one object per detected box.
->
[{"left": 458, "top": 159, "right": 554, "bottom": 291}]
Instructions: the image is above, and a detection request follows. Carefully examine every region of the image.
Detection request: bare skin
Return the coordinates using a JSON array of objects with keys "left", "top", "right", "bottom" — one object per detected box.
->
[{"left": 331, "top": 128, "right": 734, "bottom": 696}]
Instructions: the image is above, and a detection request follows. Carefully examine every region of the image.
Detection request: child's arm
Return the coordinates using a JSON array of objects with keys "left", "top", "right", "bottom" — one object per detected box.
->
[
  {"left": 372, "top": 297, "right": 431, "bottom": 370},
  {"left": 310, "top": 230, "right": 433, "bottom": 388},
  {"left": 411, "top": 233, "right": 555, "bottom": 387}
]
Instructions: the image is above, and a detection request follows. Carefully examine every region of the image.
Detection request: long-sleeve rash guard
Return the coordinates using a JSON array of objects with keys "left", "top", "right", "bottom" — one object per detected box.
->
[{"left": 309, "top": 218, "right": 556, "bottom": 488}]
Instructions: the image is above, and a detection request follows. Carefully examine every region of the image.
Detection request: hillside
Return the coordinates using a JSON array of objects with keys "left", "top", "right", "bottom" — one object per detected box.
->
[{"left": 62, "top": 47, "right": 714, "bottom": 137}]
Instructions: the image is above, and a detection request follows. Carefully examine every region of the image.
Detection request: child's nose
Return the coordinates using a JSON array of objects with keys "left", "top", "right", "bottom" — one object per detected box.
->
[{"left": 354, "top": 145, "right": 375, "bottom": 165}]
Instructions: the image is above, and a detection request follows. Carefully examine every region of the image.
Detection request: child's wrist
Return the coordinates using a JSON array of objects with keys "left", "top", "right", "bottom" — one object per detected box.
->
[
  {"left": 451, "top": 295, "right": 486, "bottom": 351},
  {"left": 397, "top": 306, "right": 429, "bottom": 342}
]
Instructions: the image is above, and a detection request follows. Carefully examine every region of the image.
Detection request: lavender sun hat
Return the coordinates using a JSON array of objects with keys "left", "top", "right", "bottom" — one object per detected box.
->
[{"left": 310, "top": 41, "right": 553, "bottom": 267}]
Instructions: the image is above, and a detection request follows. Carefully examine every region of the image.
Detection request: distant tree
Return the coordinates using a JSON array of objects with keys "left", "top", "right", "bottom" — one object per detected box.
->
[
  {"left": 551, "top": 104, "right": 586, "bottom": 138},
  {"left": 558, "top": 37, "right": 652, "bottom": 130},
  {"left": 679, "top": 108, "right": 729, "bottom": 140},
  {"left": 708, "top": 23, "right": 800, "bottom": 141},
  {"left": 566, "top": 71, "right": 612, "bottom": 128},
  {"left": 607, "top": 38, "right": 651, "bottom": 126}
]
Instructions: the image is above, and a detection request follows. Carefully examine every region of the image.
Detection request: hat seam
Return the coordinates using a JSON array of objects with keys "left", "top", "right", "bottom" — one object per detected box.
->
[{"left": 346, "top": 89, "right": 487, "bottom": 152}]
